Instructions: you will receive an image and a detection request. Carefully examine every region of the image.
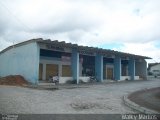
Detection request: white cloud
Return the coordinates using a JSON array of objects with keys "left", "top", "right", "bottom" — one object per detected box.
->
[
  {"left": 0, "top": 0, "right": 160, "bottom": 63},
  {"left": 117, "top": 41, "right": 160, "bottom": 63}
]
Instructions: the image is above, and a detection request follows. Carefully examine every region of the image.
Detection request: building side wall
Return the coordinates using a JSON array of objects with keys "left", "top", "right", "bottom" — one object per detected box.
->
[
  {"left": 0, "top": 42, "right": 39, "bottom": 84},
  {"left": 135, "top": 60, "right": 147, "bottom": 79},
  {"left": 150, "top": 64, "right": 160, "bottom": 72}
]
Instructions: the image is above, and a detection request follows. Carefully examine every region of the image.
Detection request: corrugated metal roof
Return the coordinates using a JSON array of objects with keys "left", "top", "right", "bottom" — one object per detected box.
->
[
  {"left": 37, "top": 39, "right": 151, "bottom": 59},
  {"left": 0, "top": 38, "right": 151, "bottom": 59}
]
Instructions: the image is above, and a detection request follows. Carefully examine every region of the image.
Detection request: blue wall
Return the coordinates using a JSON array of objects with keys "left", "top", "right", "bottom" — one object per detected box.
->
[
  {"left": 0, "top": 42, "right": 40, "bottom": 84},
  {"left": 95, "top": 54, "right": 103, "bottom": 82},
  {"left": 114, "top": 57, "right": 121, "bottom": 80},
  {"left": 71, "top": 49, "right": 79, "bottom": 84}
]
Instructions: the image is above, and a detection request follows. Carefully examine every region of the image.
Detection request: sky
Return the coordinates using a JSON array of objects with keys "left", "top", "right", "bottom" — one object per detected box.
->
[{"left": 0, "top": 0, "right": 160, "bottom": 63}]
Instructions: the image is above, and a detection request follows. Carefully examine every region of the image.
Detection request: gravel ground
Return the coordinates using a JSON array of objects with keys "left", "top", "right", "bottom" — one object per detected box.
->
[{"left": 0, "top": 78, "right": 159, "bottom": 114}]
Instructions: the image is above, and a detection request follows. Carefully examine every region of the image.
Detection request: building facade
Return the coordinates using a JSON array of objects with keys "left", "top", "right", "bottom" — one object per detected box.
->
[
  {"left": 148, "top": 63, "right": 160, "bottom": 76},
  {"left": 0, "top": 38, "right": 150, "bottom": 84}
]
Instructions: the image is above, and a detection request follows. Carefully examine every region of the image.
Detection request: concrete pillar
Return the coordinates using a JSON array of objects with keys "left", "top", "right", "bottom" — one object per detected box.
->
[
  {"left": 103, "top": 64, "right": 106, "bottom": 79},
  {"left": 79, "top": 63, "right": 82, "bottom": 76},
  {"left": 71, "top": 49, "right": 79, "bottom": 84},
  {"left": 114, "top": 57, "right": 121, "bottom": 80},
  {"left": 42, "top": 63, "right": 46, "bottom": 80},
  {"left": 126, "top": 65, "right": 129, "bottom": 76},
  {"left": 128, "top": 59, "right": 135, "bottom": 80},
  {"left": 95, "top": 54, "right": 103, "bottom": 82}
]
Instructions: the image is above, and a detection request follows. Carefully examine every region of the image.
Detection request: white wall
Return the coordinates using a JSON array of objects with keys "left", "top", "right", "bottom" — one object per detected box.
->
[
  {"left": 120, "top": 76, "right": 131, "bottom": 81},
  {"left": 59, "top": 77, "right": 90, "bottom": 84},
  {"left": 120, "top": 76, "right": 139, "bottom": 81},
  {"left": 79, "top": 76, "right": 90, "bottom": 82},
  {"left": 150, "top": 64, "right": 160, "bottom": 72},
  {"left": 59, "top": 77, "right": 73, "bottom": 83}
]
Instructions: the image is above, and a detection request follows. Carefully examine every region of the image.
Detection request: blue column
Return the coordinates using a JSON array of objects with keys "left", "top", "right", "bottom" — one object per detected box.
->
[
  {"left": 114, "top": 57, "right": 121, "bottom": 80},
  {"left": 95, "top": 54, "right": 103, "bottom": 82},
  {"left": 71, "top": 49, "right": 79, "bottom": 84},
  {"left": 128, "top": 59, "right": 135, "bottom": 80}
]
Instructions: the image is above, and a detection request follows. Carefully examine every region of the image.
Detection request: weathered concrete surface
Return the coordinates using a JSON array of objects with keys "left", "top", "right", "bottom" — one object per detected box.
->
[{"left": 0, "top": 79, "right": 159, "bottom": 114}]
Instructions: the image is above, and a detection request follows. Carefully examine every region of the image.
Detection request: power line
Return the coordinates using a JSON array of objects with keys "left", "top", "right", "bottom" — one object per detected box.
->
[
  {"left": 0, "top": 1, "right": 32, "bottom": 32},
  {"left": 0, "top": 1, "right": 58, "bottom": 40}
]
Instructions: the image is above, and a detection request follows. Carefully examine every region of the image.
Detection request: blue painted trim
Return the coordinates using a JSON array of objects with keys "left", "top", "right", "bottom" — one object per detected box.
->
[
  {"left": 95, "top": 54, "right": 103, "bottom": 82},
  {"left": 114, "top": 57, "right": 121, "bottom": 80},
  {"left": 71, "top": 49, "right": 79, "bottom": 84},
  {"left": 104, "top": 63, "right": 114, "bottom": 65},
  {"left": 40, "top": 56, "right": 61, "bottom": 61}
]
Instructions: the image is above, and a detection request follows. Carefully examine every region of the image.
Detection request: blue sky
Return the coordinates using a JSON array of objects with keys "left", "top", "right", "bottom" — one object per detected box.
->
[
  {"left": 99, "top": 43, "right": 124, "bottom": 50},
  {"left": 0, "top": 0, "right": 160, "bottom": 63},
  {"left": 155, "top": 41, "right": 160, "bottom": 48}
]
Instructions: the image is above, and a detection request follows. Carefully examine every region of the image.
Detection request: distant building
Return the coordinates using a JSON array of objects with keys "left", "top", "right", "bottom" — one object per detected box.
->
[
  {"left": 148, "top": 63, "right": 160, "bottom": 76},
  {"left": 0, "top": 38, "right": 151, "bottom": 84}
]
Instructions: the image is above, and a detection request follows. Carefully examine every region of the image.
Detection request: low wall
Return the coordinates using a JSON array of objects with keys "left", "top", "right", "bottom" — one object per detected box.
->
[
  {"left": 120, "top": 76, "right": 139, "bottom": 81},
  {"left": 59, "top": 77, "right": 73, "bottom": 83},
  {"left": 79, "top": 77, "right": 90, "bottom": 82},
  {"left": 120, "top": 76, "right": 131, "bottom": 81},
  {"left": 135, "top": 76, "right": 139, "bottom": 80},
  {"left": 59, "top": 76, "right": 90, "bottom": 83},
  {"left": 59, "top": 76, "right": 140, "bottom": 83}
]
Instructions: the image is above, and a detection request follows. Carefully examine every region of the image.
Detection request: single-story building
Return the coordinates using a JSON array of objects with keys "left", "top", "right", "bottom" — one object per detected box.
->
[
  {"left": 0, "top": 38, "right": 151, "bottom": 84},
  {"left": 148, "top": 63, "right": 160, "bottom": 76}
]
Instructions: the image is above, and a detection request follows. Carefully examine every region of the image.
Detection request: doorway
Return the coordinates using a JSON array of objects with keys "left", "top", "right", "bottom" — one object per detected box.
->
[{"left": 106, "top": 67, "right": 113, "bottom": 79}]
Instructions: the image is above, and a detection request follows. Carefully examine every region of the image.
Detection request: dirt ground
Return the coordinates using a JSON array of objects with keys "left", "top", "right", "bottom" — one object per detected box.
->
[
  {"left": 128, "top": 87, "right": 160, "bottom": 112},
  {"left": 0, "top": 75, "right": 28, "bottom": 86}
]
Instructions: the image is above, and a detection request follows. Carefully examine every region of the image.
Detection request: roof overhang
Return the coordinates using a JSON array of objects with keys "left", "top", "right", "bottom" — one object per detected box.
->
[
  {"left": 37, "top": 39, "right": 151, "bottom": 59},
  {"left": 0, "top": 38, "right": 152, "bottom": 60}
]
